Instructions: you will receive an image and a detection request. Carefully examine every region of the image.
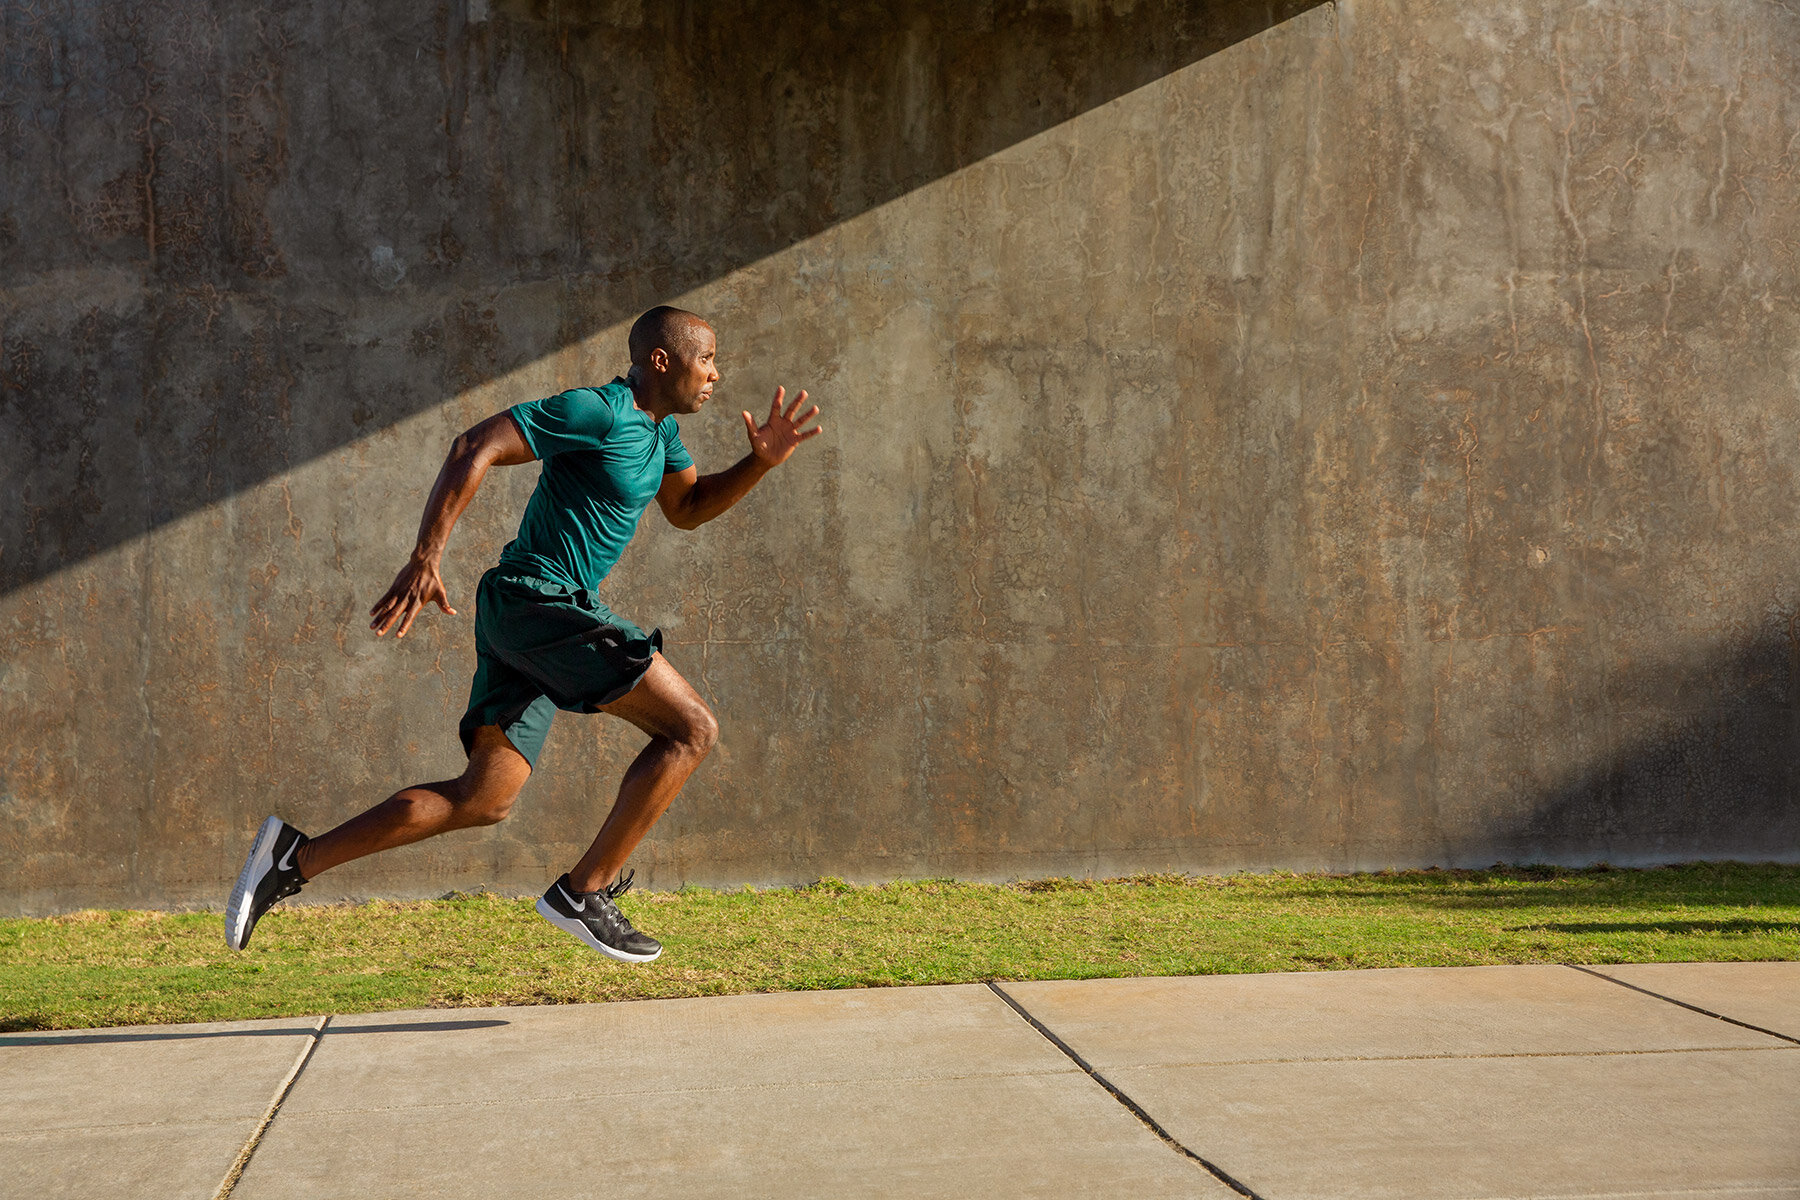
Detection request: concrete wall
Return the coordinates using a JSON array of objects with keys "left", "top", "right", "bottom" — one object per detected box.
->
[{"left": 4, "top": 0, "right": 1799, "bottom": 915}]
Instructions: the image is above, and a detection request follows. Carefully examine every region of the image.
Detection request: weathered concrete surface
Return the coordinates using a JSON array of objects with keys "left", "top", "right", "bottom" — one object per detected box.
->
[
  {"left": 233, "top": 988, "right": 1235, "bottom": 1199},
  {"left": 5, "top": 0, "right": 1800, "bottom": 913},
  {"left": 1592, "top": 960, "right": 1800, "bottom": 1038},
  {"left": 12, "top": 967, "right": 1800, "bottom": 1199},
  {"left": 275, "top": 985, "right": 1063, "bottom": 1105},
  {"left": 1106, "top": 1051, "right": 1800, "bottom": 1199},
  {"left": 1003, "top": 967, "right": 1800, "bottom": 1198},
  {"left": 1001, "top": 964, "right": 1789, "bottom": 1062},
  {"left": 0, "top": 1015, "right": 320, "bottom": 1200}
]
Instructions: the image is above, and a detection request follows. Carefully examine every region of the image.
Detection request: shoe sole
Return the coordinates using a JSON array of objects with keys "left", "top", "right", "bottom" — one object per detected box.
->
[
  {"left": 225, "top": 815, "right": 284, "bottom": 951},
  {"left": 535, "top": 897, "right": 662, "bottom": 963}
]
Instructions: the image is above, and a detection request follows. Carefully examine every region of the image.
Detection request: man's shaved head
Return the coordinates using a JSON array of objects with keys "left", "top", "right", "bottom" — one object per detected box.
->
[
  {"left": 626, "top": 305, "right": 719, "bottom": 419},
  {"left": 629, "top": 306, "right": 712, "bottom": 367}
]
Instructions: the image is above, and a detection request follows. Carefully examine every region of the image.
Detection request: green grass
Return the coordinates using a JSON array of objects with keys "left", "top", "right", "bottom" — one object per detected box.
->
[{"left": 3, "top": 863, "right": 1797, "bottom": 1032}]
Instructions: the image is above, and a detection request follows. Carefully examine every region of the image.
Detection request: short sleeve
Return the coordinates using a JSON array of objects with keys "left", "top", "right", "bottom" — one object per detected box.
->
[
  {"left": 661, "top": 418, "right": 695, "bottom": 474},
  {"left": 508, "top": 388, "right": 617, "bottom": 458}
]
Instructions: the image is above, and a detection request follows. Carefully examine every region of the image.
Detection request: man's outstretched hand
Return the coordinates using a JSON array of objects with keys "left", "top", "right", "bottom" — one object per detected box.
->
[
  {"left": 743, "top": 387, "right": 822, "bottom": 468},
  {"left": 370, "top": 557, "right": 456, "bottom": 638}
]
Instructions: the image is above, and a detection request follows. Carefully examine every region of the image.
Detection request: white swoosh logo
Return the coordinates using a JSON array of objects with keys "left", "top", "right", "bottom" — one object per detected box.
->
[
  {"left": 278, "top": 843, "right": 299, "bottom": 873},
  {"left": 558, "top": 884, "right": 585, "bottom": 913}
]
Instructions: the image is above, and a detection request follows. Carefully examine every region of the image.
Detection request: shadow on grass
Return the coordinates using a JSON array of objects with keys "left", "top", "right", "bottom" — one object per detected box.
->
[
  {"left": 0, "top": 1018, "right": 508, "bottom": 1043},
  {"left": 1509, "top": 920, "right": 1800, "bottom": 935},
  {"left": 1278, "top": 864, "right": 1800, "bottom": 911}
]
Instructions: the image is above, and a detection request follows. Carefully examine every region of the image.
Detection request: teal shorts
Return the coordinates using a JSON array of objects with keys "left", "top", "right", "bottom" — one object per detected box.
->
[{"left": 459, "top": 569, "right": 662, "bottom": 767}]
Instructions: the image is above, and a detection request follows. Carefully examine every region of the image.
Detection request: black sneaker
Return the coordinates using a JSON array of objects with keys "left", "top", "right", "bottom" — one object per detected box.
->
[
  {"left": 535, "top": 870, "right": 662, "bottom": 962},
  {"left": 225, "top": 816, "right": 309, "bottom": 950}
]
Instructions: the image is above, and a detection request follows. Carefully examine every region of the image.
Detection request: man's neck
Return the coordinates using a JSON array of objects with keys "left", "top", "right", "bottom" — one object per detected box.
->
[{"left": 624, "top": 369, "right": 677, "bottom": 422}]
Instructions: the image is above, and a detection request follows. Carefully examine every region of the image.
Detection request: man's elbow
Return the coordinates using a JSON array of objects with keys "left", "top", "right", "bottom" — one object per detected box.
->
[{"left": 448, "top": 432, "right": 482, "bottom": 464}]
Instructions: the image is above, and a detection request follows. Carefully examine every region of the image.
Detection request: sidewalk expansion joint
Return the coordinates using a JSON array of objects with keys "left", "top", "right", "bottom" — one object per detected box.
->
[
  {"left": 986, "top": 982, "right": 1265, "bottom": 1200},
  {"left": 212, "top": 1014, "right": 331, "bottom": 1200},
  {"left": 1564, "top": 964, "right": 1800, "bottom": 1046},
  {"left": 1100, "top": 1044, "right": 1796, "bottom": 1070}
]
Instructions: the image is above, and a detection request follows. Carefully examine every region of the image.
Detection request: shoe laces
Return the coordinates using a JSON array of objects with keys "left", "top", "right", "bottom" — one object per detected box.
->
[
  {"left": 562, "top": 872, "right": 642, "bottom": 935},
  {"left": 594, "top": 871, "right": 643, "bottom": 936}
]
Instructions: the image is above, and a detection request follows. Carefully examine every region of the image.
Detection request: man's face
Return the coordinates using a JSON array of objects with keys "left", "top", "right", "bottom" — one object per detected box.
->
[{"left": 670, "top": 326, "right": 719, "bottom": 414}]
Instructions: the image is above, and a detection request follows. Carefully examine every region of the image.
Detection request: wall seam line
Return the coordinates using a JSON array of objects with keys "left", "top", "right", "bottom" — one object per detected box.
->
[{"left": 985, "top": 982, "right": 1264, "bottom": 1199}]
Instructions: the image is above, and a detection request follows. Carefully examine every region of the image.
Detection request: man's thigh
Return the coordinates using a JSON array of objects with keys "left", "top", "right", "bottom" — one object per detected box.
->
[
  {"left": 463, "top": 723, "right": 534, "bottom": 796},
  {"left": 596, "top": 653, "right": 713, "bottom": 742}
]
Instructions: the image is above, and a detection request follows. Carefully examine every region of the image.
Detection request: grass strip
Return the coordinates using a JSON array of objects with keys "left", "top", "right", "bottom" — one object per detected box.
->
[{"left": 3, "top": 862, "right": 1797, "bottom": 1032}]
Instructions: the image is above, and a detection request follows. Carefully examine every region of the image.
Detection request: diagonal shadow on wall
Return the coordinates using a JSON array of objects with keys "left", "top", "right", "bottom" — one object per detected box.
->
[
  {"left": 0, "top": 0, "right": 1325, "bottom": 597},
  {"left": 1459, "top": 631, "right": 1800, "bottom": 866}
]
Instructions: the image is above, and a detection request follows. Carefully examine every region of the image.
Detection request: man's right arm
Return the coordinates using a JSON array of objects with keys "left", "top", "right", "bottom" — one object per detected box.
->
[{"left": 368, "top": 412, "right": 535, "bottom": 638}]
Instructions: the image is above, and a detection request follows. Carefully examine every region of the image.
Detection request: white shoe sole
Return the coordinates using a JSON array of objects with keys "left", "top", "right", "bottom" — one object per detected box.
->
[
  {"left": 535, "top": 897, "right": 662, "bottom": 963},
  {"left": 225, "top": 815, "right": 284, "bottom": 951}
]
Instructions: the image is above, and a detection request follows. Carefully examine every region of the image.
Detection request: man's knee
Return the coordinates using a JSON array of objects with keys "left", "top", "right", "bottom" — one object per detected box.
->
[
  {"left": 679, "top": 703, "right": 719, "bottom": 757},
  {"left": 453, "top": 725, "right": 531, "bottom": 826},
  {"left": 463, "top": 794, "right": 516, "bottom": 826},
  {"left": 448, "top": 778, "right": 520, "bottom": 827}
]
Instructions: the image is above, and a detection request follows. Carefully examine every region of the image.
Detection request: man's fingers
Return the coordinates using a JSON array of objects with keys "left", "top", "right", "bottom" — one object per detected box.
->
[
  {"left": 796, "top": 404, "right": 821, "bottom": 428},
  {"left": 742, "top": 410, "right": 757, "bottom": 437},
  {"left": 782, "top": 389, "right": 808, "bottom": 421},
  {"left": 380, "top": 598, "right": 410, "bottom": 637},
  {"left": 768, "top": 386, "right": 785, "bottom": 418},
  {"left": 372, "top": 593, "right": 443, "bottom": 636},
  {"left": 798, "top": 424, "right": 824, "bottom": 440}
]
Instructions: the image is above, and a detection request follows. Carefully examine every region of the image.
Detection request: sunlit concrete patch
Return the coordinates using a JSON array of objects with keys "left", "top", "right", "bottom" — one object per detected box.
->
[
  {"left": 1103, "top": 1050, "right": 1800, "bottom": 1200},
  {"left": 1587, "top": 962, "right": 1800, "bottom": 1042},
  {"left": 233, "top": 987, "right": 1236, "bottom": 1199},
  {"left": 2, "top": 1121, "right": 262, "bottom": 1200},
  {"left": 275, "top": 986, "right": 1074, "bottom": 1111},
  {"left": 0, "top": 1015, "right": 322, "bottom": 1200},
  {"left": 0, "top": 1014, "right": 321, "bottom": 1132},
  {"left": 1002, "top": 968, "right": 1800, "bottom": 1198},
  {"left": 1004, "top": 966, "right": 1791, "bottom": 1068},
  {"left": 234, "top": 1073, "right": 1238, "bottom": 1200}
]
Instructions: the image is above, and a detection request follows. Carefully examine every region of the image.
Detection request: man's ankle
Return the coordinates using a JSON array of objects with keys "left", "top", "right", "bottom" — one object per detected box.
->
[
  {"left": 565, "top": 870, "right": 614, "bottom": 895},
  {"left": 294, "top": 840, "right": 319, "bottom": 882}
]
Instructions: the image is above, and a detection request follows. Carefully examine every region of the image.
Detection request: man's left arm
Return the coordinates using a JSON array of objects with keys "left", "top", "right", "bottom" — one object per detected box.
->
[{"left": 658, "top": 386, "right": 821, "bottom": 530}]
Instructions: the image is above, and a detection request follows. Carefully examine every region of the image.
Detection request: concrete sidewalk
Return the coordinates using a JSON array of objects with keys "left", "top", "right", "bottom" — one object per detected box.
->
[{"left": 3, "top": 963, "right": 1796, "bottom": 1200}]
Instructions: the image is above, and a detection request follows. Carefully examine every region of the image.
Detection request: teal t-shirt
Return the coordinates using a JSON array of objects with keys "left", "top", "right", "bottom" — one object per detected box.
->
[{"left": 497, "top": 378, "right": 695, "bottom": 590}]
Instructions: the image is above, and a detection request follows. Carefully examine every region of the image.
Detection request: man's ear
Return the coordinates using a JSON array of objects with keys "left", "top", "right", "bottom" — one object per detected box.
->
[{"left": 647, "top": 347, "right": 670, "bottom": 375}]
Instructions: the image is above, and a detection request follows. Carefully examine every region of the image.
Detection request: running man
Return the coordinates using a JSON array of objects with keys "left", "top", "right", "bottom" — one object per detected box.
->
[{"left": 225, "top": 306, "right": 821, "bottom": 962}]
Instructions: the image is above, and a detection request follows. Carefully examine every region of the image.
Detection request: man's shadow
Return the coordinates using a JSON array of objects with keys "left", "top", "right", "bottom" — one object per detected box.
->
[{"left": 0, "top": 1018, "right": 507, "bottom": 1042}]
